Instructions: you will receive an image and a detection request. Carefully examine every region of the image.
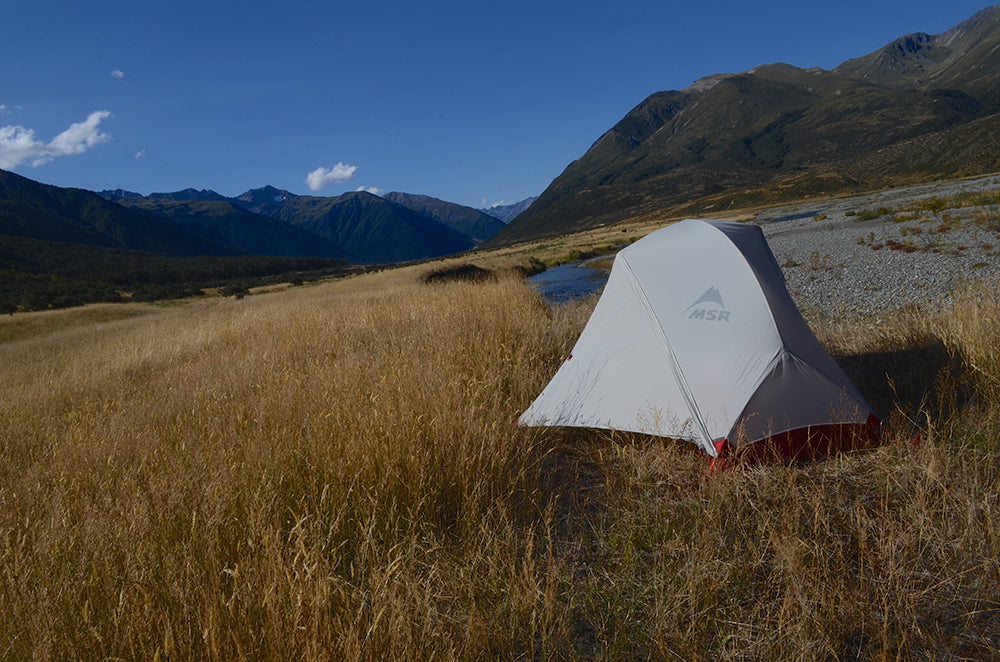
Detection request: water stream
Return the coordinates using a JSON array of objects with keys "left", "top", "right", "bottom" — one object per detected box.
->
[{"left": 526, "top": 258, "right": 610, "bottom": 304}]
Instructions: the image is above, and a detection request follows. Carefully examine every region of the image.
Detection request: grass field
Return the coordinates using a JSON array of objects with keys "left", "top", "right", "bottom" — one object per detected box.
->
[{"left": 1, "top": 258, "right": 998, "bottom": 659}]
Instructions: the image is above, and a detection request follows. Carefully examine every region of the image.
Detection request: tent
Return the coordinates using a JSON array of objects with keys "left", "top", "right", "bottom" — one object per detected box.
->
[{"left": 518, "top": 219, "right": 880, "bottom": 462}]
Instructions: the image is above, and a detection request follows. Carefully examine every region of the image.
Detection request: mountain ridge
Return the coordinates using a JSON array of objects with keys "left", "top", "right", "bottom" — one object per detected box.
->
[
  {"left": 479, "top": 197, "right": 537, "bottom": 223},
  {"left": 488, "top": 4, "right": 1000, "bottom": 247},
  {"left": 382, "top": 192, "right": 505, "bottom": 243},
  {"left": 110, "top": 196, "right": 357, "bottom": 260},
  {"left": 271, "top": 191, "right": 476, "bottom": 264},
  {"left": 1, "top": 170, "right": 231, "bottom": 257},
  {"left": 93, "top": 184, "right": 505, "bottom": 264}
]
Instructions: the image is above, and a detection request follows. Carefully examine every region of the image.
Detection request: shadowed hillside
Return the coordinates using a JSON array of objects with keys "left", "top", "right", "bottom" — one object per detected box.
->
[
  {"left": 112, "top": 196, "right": 356, "bottom": 260},
  {"left": 383, "top": 191, "right": 505, "bottom": 243},
  {"left": 0, "top": 170, "right": 229, "bottom": 256},
  {"left": 273, "top": 191, "right": 475, "bottom": 264}
]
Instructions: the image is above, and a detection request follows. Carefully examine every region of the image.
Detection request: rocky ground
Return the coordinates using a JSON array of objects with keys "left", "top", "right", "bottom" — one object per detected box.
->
[{"left": 757, "top": 174, "right": 1000, "bottom": 320}]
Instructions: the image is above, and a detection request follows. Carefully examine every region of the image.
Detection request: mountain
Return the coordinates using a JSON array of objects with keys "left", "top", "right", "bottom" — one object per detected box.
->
[
  {"left": 0, "top": 170, "right": 229, "bottom": 256},
  {"left": 270, "top": 191, "right": 475, "bottom": 264},
  {"left": 833, "top": 7, "right": 1000, "bottom": 93},
  {"left": 109, "top": 196, "right": 356, "bottom": 260},
  {"left": 480, "top": 197, "right": 537, "bottom": 223},
  {"left": 148, "top": 188, "right": 230, "bottom": 202},
  {"left": 101, "top": 188, "right": 145, "bottom": 200},
  {"left": 232, "top": 186, "right": 485, "bottom": 262},
  {"left": 490, "top": 5, "right": 1000, "bottom": 246},
  {"left": 382, "top": 192, "right": 505, "bottom": 242},
  {"left": 233, "top": 186, "right": 297, "bottom": 217},
  {"left": 99, "top": 185, "right": 487, "bottom": 264}
]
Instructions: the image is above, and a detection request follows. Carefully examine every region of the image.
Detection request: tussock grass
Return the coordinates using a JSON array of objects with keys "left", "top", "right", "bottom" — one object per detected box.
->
[{"left": 1, "top": 268, "right": 998, "bottom": 659}]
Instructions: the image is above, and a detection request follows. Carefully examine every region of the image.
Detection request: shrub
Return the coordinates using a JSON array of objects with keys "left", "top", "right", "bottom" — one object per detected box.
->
[{"left": 422, "top": 263, "right": 495, "bottom": 284}]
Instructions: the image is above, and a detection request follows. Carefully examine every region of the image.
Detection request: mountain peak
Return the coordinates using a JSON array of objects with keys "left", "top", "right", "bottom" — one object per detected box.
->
[
  {"left": 236, "top": 185, "right": 296, "bottom": 204},
  {"left": 683, "top": 73, "right": 731, "bottom": 95},
  {"left": 833, "top": 5, "right": 1000, "bottom": 88},
  {"left": 479, "top": 197, "right": 537, "bottom": 223},
  {"left": 99, "top": 188, "right": 144, "bottom": 200},
  {"left": 940, "top": 4, "right": 1000, "bottom": 47},
  {"left": 149, "top": 188, "right": 228, "bottom": 202}
]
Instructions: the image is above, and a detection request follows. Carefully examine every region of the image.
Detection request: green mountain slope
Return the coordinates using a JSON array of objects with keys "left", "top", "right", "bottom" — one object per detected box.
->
[
  {"left": 382, "top": 192, "right": 505, "bottom": 243},
  {"left": 112, "top": 197, "right": 356, "bottom": 260},
  {"left": 489, "top": 5, "right": 1000, "bottom": 246},
  {"left": 232, "top": 186, "right": 296, "bottom": 217},
  {"left": 0, "top": 170, "right": 229, "bottom": 256},
  {"left": 274, "top": 191, "right": 475, "bottom": 264}
]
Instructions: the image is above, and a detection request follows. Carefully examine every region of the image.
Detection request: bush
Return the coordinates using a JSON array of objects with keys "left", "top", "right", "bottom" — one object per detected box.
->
[
  {"left": 220, "top": 283, "right": 251, "bottom": 299},
  {"left": 422, "top": 263, "right": 494, "bottom": 284}
]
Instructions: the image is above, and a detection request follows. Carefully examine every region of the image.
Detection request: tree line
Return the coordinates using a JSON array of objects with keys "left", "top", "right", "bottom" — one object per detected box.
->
[{"left": 0, "top": 244, "right": 355, "bottom": 314}]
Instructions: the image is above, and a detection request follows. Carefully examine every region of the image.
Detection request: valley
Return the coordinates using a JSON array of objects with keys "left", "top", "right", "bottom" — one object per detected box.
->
[{"left": 4, "top": 5, "right": 1000, "bottom": 658}]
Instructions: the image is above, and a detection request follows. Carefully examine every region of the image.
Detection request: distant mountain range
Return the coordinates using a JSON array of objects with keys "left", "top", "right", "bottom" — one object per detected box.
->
[
  {"left": 102, "top": 190, "right": 355, "bottom": 260},
  {"left": 9, "top": 6, "right": 999, "bottom": 281},
  {"left": 479, "top": 197, "right": 537, "bottom": 223},
  {"left": 0, "top": 172, "right": 534, "bottom": 302},
  {"left": 55, "top": 181, "right": 517, "bottom": 264},
  {"left": 384, "top": 192, "right": 506, "bottom": 242},
  {"left": 266, "top": 191, "right": 477, "bottom": 264},
  {"left": 104, "top": 185, "right": 482, "bottom": 263},
  {"left": 490, "top": 5, "right": 1000, "bottom": 246}
]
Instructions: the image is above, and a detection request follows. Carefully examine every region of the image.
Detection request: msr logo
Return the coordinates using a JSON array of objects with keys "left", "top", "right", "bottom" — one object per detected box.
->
[{"left": 684, "top": 286, "right": 731, "bottom": 322}]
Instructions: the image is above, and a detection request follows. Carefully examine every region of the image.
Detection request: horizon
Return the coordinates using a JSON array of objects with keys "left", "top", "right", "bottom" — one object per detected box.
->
[{"left": 1, "top": 0, "right": 994, "bottom": 209}]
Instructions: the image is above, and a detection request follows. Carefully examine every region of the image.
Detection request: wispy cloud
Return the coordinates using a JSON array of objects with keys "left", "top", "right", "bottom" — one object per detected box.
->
[
  {"left": 356, "top": 185, "right": 382, "bottom": 195},
  {"left": 111, "top": 69, "right": 125, "bottom": 79},
  {"left": 0, "top": 110, "right": 113, "bottom": 169},
  {"left": 306, "top": 162, "right": 357, "bottom": 191}
]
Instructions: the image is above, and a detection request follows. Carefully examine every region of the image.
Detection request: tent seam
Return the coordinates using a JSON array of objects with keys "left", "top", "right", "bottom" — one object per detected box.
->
[
  {"left": 702, "top": 220, "right": 784, "bottom": 342},
  {"left": 619, "top": 253, "right": 717, "bottom": 457}
]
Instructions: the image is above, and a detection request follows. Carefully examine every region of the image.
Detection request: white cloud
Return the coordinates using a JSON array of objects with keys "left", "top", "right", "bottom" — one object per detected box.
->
[
  {"left": 0, "top": 110, "right": 113, "bottom": 169},
  {"left": 134, "top": 148, "right": 145, "bottom": 159},
  {"left": 482, "top": 198, "right": 509, "bottom": 209},
  {"left": 111, "top": 69, "right": 125, "bottom": 79},
  {"left": 356, "top": 185, "right": 382, "bottom": 195},
  {"left": 306, "top": 162, "right": 357, "bottom": 191}
]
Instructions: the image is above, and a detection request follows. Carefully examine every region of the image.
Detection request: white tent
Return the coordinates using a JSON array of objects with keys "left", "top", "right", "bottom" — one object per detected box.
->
[{"left": 518, "top": 219, "right": 879, "bottom": 461}]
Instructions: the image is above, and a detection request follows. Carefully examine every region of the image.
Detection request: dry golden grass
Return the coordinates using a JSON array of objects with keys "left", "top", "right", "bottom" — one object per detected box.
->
[{"left": 1, "top": 265, "right": 998, "bottom": 660}]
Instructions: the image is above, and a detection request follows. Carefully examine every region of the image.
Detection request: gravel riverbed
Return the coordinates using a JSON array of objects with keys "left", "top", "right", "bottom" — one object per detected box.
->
[
  {"left": 756, "top": 175, "right": 1000, "bottom": 320},
  {"left": 530, "top": 175, "right": 1000, "bottom": 319}
]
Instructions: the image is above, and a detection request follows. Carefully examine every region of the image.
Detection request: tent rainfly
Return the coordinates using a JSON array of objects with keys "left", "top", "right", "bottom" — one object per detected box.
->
[{"left": 518, "top": 219, "right": 880, "bottom": 462}]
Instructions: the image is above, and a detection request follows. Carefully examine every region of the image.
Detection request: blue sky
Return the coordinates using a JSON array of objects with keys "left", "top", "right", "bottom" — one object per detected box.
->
[{"left": 1, "top": 1, "right": 993, "bottom": 209}]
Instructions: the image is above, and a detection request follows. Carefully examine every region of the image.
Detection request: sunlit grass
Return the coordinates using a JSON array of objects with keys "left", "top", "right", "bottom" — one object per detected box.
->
[{"left": 1, "top": 266, "right": 998, "bottom": 659}]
